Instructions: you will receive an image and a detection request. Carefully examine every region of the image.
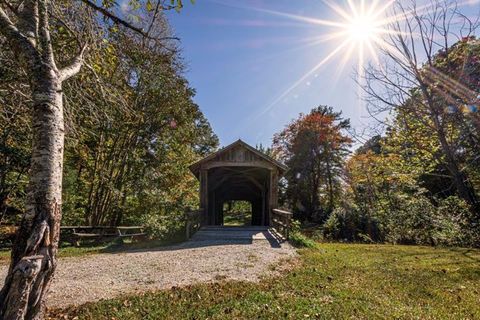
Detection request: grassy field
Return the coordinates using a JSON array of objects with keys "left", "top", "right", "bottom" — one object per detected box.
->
[
  {"left": 223, "top": 211, "right": 252, "bottom": 226},
  {"left": 1, "top": 245, "right": 113, "bottom": 264},
  {"left": 48, "top": 243, "right": 480, "bottom": 320}
]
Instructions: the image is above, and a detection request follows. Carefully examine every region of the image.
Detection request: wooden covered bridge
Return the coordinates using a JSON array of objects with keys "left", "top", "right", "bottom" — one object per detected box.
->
[{"left": 187, "top": 140, "right": 292, "bottom": 241}]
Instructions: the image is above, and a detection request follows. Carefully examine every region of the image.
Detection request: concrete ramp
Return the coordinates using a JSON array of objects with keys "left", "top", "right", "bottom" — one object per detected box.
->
[{"left": 190, "top": 226, "right": 285, "bottom": 245}]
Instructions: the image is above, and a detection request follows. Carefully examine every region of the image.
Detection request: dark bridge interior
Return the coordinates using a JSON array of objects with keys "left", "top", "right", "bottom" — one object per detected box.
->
[{"left": 207, "top": 166, "right": 270, "bottom": 226}]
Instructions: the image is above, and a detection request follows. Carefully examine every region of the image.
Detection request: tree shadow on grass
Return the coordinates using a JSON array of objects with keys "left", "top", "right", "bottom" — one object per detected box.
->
[{"left": 447, "top": 247, "right": 480, "bottom": 262}]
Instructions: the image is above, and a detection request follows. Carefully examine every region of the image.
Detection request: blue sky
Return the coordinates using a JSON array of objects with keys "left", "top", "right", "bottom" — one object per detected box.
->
[{"left": 165, "top": 0, "right": 479, "bottom": 147}]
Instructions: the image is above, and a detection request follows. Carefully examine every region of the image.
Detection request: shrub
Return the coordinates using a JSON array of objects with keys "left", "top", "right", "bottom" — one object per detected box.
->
[
  {"left": 433, "top": 196, "right": 479, "bottom": 247},
  {"left": 385, "top": 195, "right": 436, "bottom": 245},
  {"left": 142, "top": 211, "right": 185, "bottom": 240},
  {"left": 323, "top": 193, "right": 479, "bottom": 247},
  {"left": 323, "top": 204, "right": 382, "bottom": 242},
  {"left": 385, "top": 195, "right": 480, "bottom": 247},
  {"left": 288, "top": 220, "right": 317, "bottom": 248}
]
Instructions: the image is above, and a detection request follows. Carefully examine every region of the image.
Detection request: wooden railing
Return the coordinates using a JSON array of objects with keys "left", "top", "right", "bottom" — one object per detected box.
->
[
  {"left": 185, "top": 208, "right": 203, "bottom": 239},
  {"left": 271, "top": 208, "right": 293, "bottom": 240}
]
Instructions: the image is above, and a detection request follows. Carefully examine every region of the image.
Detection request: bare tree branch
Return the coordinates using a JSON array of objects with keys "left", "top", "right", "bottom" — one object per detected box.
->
[
  {"left": 79, "top": 0, "right": 179, "bottom": 41},
  {"left": 59, "top": 44, "right": 87, "bottom": 81},
  {"left": 0, "top": 6, "right": 38, "bottom": 61},
  {"left": 38, "top": 0, "right": 56, "bottom": 70}
]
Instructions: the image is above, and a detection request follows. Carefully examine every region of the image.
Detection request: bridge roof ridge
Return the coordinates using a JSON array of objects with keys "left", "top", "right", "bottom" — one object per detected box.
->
[{"left": 189, "top": 139, "right": 288, "bottom": 177}]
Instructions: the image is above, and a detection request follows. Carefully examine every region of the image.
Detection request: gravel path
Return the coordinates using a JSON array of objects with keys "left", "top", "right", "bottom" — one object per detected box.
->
[{"left": 0, "top": 232, "right": 296, "bottom": 308}]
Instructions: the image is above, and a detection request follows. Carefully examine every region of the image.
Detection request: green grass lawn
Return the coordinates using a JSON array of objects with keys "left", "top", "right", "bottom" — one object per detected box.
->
[
  {"left": 48, "top": 243, "right": 480, "bottom": 320},
  {"left": 223, "top": 211, "right": 252, "bottom": 226},
  {"left": 1, "top": 244, "right": 117, "bottom": 263}
]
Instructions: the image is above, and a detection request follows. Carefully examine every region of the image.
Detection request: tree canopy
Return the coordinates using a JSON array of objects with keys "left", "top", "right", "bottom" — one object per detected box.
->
[{"left": 273, "top": 106, "right": 351, "bottom": 222}]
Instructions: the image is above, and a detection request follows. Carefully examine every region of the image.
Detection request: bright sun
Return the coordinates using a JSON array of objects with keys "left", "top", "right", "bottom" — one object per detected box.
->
[
  {"left": 245, "top": 0, "right": 478, "bottom": 118},
  {"left": 330, "top": 0, "right": 393, "bottom": 59},
  {"left": 252, "top": 0, "right": 398, "bottom": 116},
  {"left": 347, "top": 14, "right": 379, "bottom": 42}
]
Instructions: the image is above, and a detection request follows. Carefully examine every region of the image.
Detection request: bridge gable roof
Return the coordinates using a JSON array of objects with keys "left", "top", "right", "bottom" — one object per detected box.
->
[{"left": 189, "top": 139, "right": 288, "bottom": 178}]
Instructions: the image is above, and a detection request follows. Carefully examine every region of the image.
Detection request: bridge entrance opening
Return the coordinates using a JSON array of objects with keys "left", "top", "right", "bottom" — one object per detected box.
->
[{"left": 222, "top": 200, "right": 252, "bottom": 226}]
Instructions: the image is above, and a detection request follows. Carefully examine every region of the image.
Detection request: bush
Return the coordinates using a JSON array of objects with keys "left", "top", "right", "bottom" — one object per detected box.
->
[
  {"left": 288, "top": 220, "right": 317, "bottom": 248},
  {"left": 323, "top": 204, "right": 382, "bottom": 242},
  {"left": 327, "top": 194, "right": 479, "bottom": 247},
  {"left": 384, "top": 195, "right": 480, "bottom": 247},
  {"left": 385, "top": 195, "right": 437, "bottom": 245},
  {"left": 433, "top": 196, "right": 479, "bottom": 247},
  {"left": 142, "top": 211, "right": 185, "bottom": 240}
]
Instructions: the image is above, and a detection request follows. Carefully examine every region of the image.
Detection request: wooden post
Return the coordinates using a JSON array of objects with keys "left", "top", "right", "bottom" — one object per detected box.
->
[
  {"left": 261, "top": 190, "right": 266, "bottom": 226},
  {"left": 199, "top": 169, "right": 208, "bottom": 225},
  {"left": 285, "top": 214, "right": 290, "bottom": 240},
  {"left": 184, "top": 207, "right": 191, "bottom": 239},
  {"left": 116, "top": 228, "right": 124, "bottom": 244},
  {"left": 268, "top": 169, "right": 279, "bottom": 225}
]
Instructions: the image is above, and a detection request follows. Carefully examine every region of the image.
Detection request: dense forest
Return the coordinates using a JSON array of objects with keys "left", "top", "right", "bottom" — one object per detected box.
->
[
  {"left": 273, "top": 35, "right": 479, "bottom": 247},
  {"left": 0, "top": 3, "right": 218, "bottom": 236}
]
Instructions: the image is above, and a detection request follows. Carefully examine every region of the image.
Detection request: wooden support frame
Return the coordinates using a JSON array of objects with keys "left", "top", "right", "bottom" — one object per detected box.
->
[
  {"left": 199, "top": 169, "right": 208, "bottom": 224},
  {"left": 190, "top": 140, "right": 287, "bottom": 227}
]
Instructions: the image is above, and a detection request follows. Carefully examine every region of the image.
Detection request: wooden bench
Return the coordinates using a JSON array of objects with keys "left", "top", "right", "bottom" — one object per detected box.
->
[
  {"left": 116, "top": 226, "right": 147, "bottom": 243},
  {"left": 61, "top": 226, "right": 146, "bottom": 246}
]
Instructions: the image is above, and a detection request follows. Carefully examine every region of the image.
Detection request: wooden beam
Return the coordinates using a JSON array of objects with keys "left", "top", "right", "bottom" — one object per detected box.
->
[
  {"left": 209, "top": 170, "right": 265, "bottom": 192},
  {"left": 203, "top": 161, "right": 276, "bottom": 171},
  {"left": 268, "top": 169, "right": 279, "bottom": 225},
  {"left": 199, "top": 169, "right": 208, "bottom": 224}
]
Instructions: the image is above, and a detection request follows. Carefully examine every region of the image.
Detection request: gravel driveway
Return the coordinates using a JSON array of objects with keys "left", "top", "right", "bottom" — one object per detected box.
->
[{"left": 0, "top": 228, "right": 296, "bottom": 308}]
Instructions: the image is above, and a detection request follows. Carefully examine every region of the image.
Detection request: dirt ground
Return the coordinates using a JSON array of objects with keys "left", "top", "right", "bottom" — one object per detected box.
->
[{"left": 0, "top": 228, "right": 296, "bottom": 308}]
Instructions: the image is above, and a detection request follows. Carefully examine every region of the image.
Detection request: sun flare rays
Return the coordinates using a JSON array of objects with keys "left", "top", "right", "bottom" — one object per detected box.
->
[
  {"left": 213, "top": 0, "right": 480, "bottom": 127},
  {"left": 249, "top": 0, "right": 398, "bottom": 119}
]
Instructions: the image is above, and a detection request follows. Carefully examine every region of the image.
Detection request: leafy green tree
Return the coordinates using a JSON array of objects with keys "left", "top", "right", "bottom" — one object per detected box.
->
[
  {"left": 0, "top": 1, "right": 190, "bottom": 318},
  {"left": 343, "top": 111, "right": 479, "bottom": 246},
  {"left": 61, "top": 24, "right": 217, "bottom": 227},
  {"left": 363, "top": 0, "right": 480, "bottom": 214}
]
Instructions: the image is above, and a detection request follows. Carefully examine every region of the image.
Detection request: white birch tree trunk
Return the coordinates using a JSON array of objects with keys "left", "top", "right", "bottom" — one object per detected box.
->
[
  {"left": 0, "top": 71, "right": 64, "bottom": 320},
  {"left": 0, "top": 1, "right": 84, "bottom": 318}
]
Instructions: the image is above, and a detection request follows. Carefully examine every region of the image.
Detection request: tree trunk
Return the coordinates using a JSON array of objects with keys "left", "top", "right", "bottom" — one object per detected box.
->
[
  {"left": 0, "top": 70, "right": 64, "bottom": 320},
  {"left": 432, "top": 112, "right": 479, "bottom": 213},
  {"left": 439, "top": 134, "right": 479, "bottom": 211},
  {"left": 325, "top": 159, "right": 334, "bottom": 214}
]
